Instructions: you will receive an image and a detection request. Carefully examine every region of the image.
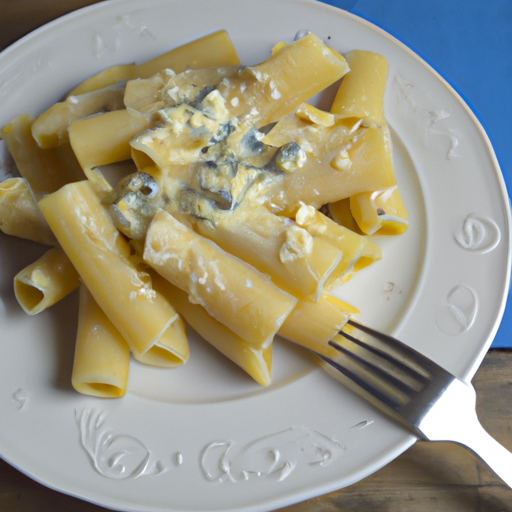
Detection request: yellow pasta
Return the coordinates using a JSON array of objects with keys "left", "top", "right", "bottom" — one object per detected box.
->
[
  {"left": 293, "top": 204, "right": 382, "bottom": 288},
  {"left": 279, "top": 294, "right": 358, "bottom": 357},
  {"left": 68, "top": 64, "right": 137, "bottom": 98},
  {"left": 72, "top": 285, "right": 130, "bottom": 398},
  {"left": 0, "top": 30, "right": 411, "bottom": 397},
  {"left": 124, "top": 66, "right": 241, "bottom": 115},
  {"left": 330, "top": 50, "right": 408, "bottom": 235},
  {"left": 193, "top": 202, "right": 343, "bottom": 301},
  {"left": 0, "top": 177, "right": 56, "bottom": 245},
  {"left": 136, "top": 30, "right": 241, "bottom": 78},
  {"left": 1, "top": 115, "right": 84, "bottom": 199},
  {"left": 131, "top": 314, "right": 188, "bottom": 367},
  {"left": 153, "top": 275, "right": 272, "bottom": 386},
  {"left": 143, "top": 209, "right": 297, "bottom": 348},
  {"left": 216, "top": 33, "right": 349, "bottom": 130},
  {"left": 69, "top": 108, "right": 150, "bottom": 180},
  {"left": 68, "top": 30, "right": 240, "bottom": 96},
  {"left": 14, "top": 247, "right": 80, "bottom": 315},
  {"left": 327, "top": 197, "right": 363, "bottom": 234},
  {"left": 263, "top": 117, "right": 395, "bottom": 214},
  {"left": 32, "top": 82, "right": 126, "bottom": 149},
  {"left": 156, "top": 273, "right": 357, "bottom": 380},
  {"left": 330, "top": 50, "right": 388, "bottom": 123},
  {"left": 38, "top": 180, "right": 189, "bottom": 367},
  {"left": 349, "top": 187, "right": 409, "bottom": 235},
  {"left": 130, "top": 33, "right": 349, "bottom": 169},
  {"left": 35, "top": 30, "right": 240, "bottom": 153}
]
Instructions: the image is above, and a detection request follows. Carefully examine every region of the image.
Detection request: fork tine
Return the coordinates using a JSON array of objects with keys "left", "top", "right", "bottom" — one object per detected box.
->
[
  {"left": 323, "top": 335, "right": 419, "bottom": 410},
  {"left": 317, "top": 319, "right": 456, "bottom": 420},
  {"left": 317, "top": 350, "right": 408, "bottom": 410},
  {"left": 344, "top": 320, "right": 437, "bottom": 378},
  {"left": 316, "top": 319, "right": 454, "bottom": 415},
  {"left": 334, "top": 328, "right": 431, "bottom": 384},
  {"left": 343, "top": 319, "right": 454, "bottom": 383},
  {"left": 328, "top": 337, "right": 427, "bottom": 396}
]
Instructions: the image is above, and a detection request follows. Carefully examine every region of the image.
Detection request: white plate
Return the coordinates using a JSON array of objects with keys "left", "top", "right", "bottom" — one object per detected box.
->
[{"left": 0, "top": 0, "right": 510, "bottom": 510}]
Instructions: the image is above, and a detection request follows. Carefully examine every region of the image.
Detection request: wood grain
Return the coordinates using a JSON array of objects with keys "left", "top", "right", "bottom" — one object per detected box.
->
[{"left": 0, "top": 0, "right": 105, "bottom": 50}]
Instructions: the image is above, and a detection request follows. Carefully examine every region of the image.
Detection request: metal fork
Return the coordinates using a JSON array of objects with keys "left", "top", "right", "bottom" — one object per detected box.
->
[{"left": 316, "top": 319, "right": 512, "bottom": 487}]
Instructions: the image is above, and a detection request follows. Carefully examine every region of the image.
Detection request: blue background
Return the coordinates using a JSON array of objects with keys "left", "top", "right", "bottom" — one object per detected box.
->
[{"left": 318, "top": 0, "right": 512, "bottom": 348}]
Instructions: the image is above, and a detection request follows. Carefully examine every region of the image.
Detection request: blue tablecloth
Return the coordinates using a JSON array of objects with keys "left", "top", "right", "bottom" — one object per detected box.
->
[{"left": 319, "top": 0, "right": 512, "bottom": 348}]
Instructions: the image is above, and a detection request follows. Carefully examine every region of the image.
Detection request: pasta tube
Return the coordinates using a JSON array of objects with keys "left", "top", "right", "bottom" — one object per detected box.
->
[
  {"left": 153, "top": 275, "right": 272, "bottom": 386},
  {"left": 72, "top": 285, "right": 130, "bottom": 398},
  {"left": 14, "top": 247, "right": 81, "bottom": 315},
  {"left": 194, "top": 202, "right": 342, "bottom": 301},
  {"left": 136, "top": 29, "right": 240, "bottom": 78},
  {"left": 0, "top": 177, "right": 56, "bottom": 245},
  {"left": 38, "top": 180, "right": 189, "bottom": 367},
  {"left": 330, "top": 50, "right": 388, "bottom": 123},
  {"left": 1, "top": 115, "right": 84, "bottom": 199},
  {"left": 293, "top": 204, "right": 382, "bottom": 288},
  {"left": 131, "top": 313, "right": 188, "bottom": 367},
  {"left": 68, "top": 30, "right": 240, "bottom": 96},
  {"left": 330, "top": 50, "right": 408, "bottom": 235},
  {"left": 124, "top": 66, "right": 240, "bottom": 116},
  {"left": 131, "top": 33, "right": 349, "bottom": 168},
  {"left": 263, "top": 120, "right": 396, "bottom": 213},
  {"left": 327, "top": 197, "right": 363, "bottom": 234},
  {"left": 69, "top": 64, "right": 136, "bottom": 98},
  {"left": 69, "top": 108, "right": 150, "bottom": 178},
  {"left": 143, "top": 209, "right": 297, "bottom": 348},
  {"left": 349, "top": 186, "right": 409, "bottom": 235},
  {"left": 32, "top": 81, "right": 126, "bottom": 148},
  {"left": 35, "top": 31, "right": 241, "bottom": 150},
  {"left": 154, "top": 267, "right": 355, "bottom": 382},
  {"left": 216, "top": 32, "right": 349, "bottom": 130},
  {"left": 279, "top": 294, "right": 358, "bottom": 357}
]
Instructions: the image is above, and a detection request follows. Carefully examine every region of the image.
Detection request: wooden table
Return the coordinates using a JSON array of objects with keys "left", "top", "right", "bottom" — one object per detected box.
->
[{"left": 2, "top": 1, "right": 512, "bottom": 510}]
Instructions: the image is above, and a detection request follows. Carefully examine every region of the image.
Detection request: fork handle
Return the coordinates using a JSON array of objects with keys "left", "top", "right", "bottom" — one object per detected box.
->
[
  {"left": 417, "top": 379, "right": 512, "bottom": 488},
  {"left": 454, "top": 417, "right": 512, "bottom": 488}
]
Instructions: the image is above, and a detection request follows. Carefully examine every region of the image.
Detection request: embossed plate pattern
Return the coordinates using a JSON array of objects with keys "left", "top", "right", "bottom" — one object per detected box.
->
[{"left": 0, "top": 0, "right": 510, "bottom": 511}]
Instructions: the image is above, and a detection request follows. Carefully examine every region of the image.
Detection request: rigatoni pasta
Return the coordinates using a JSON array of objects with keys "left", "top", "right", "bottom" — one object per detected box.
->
[
  {"left": 38, "top": 180, "right": 189, "bottom": 368},
  {"left": 143, "top": 208, "right": 297, "bottom": 348},
  {"left": 329, "top": 50, "right": 408, "bottom": 235},
  {"left": 193, "top": 202, "right": 343, "bottom": 301},
  {"left": 152, "top": 274, "right": 273, "bottom": 386},
  {"left": 31, "top": 82, "right": 126, "bottom": 149},
  {"left": 1, "top": 115, "right": 84, "bottom": 199},
  {"left": 0, "top": 30, "right": 409, "bottom": 396},
  {"left": 72, "top": 285, "right": 130, "bottom": 398},
  {"left": 293, "top": 203, "right": 382, "bottom": 288},
  {"left": 67, "top": 30, "right": 240, "bottom": 97},
  {"left": 0, "top": 177, "right": 56, "bottom": 245},
  {"left": 278, "top": 294, "right": 359, "bottom": 357},
  {"left": 14, "top": 247, "right": 80, "bottom": 315},
  {"left": 69, "top": 108, "right": 150, "bottom": 179}
]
